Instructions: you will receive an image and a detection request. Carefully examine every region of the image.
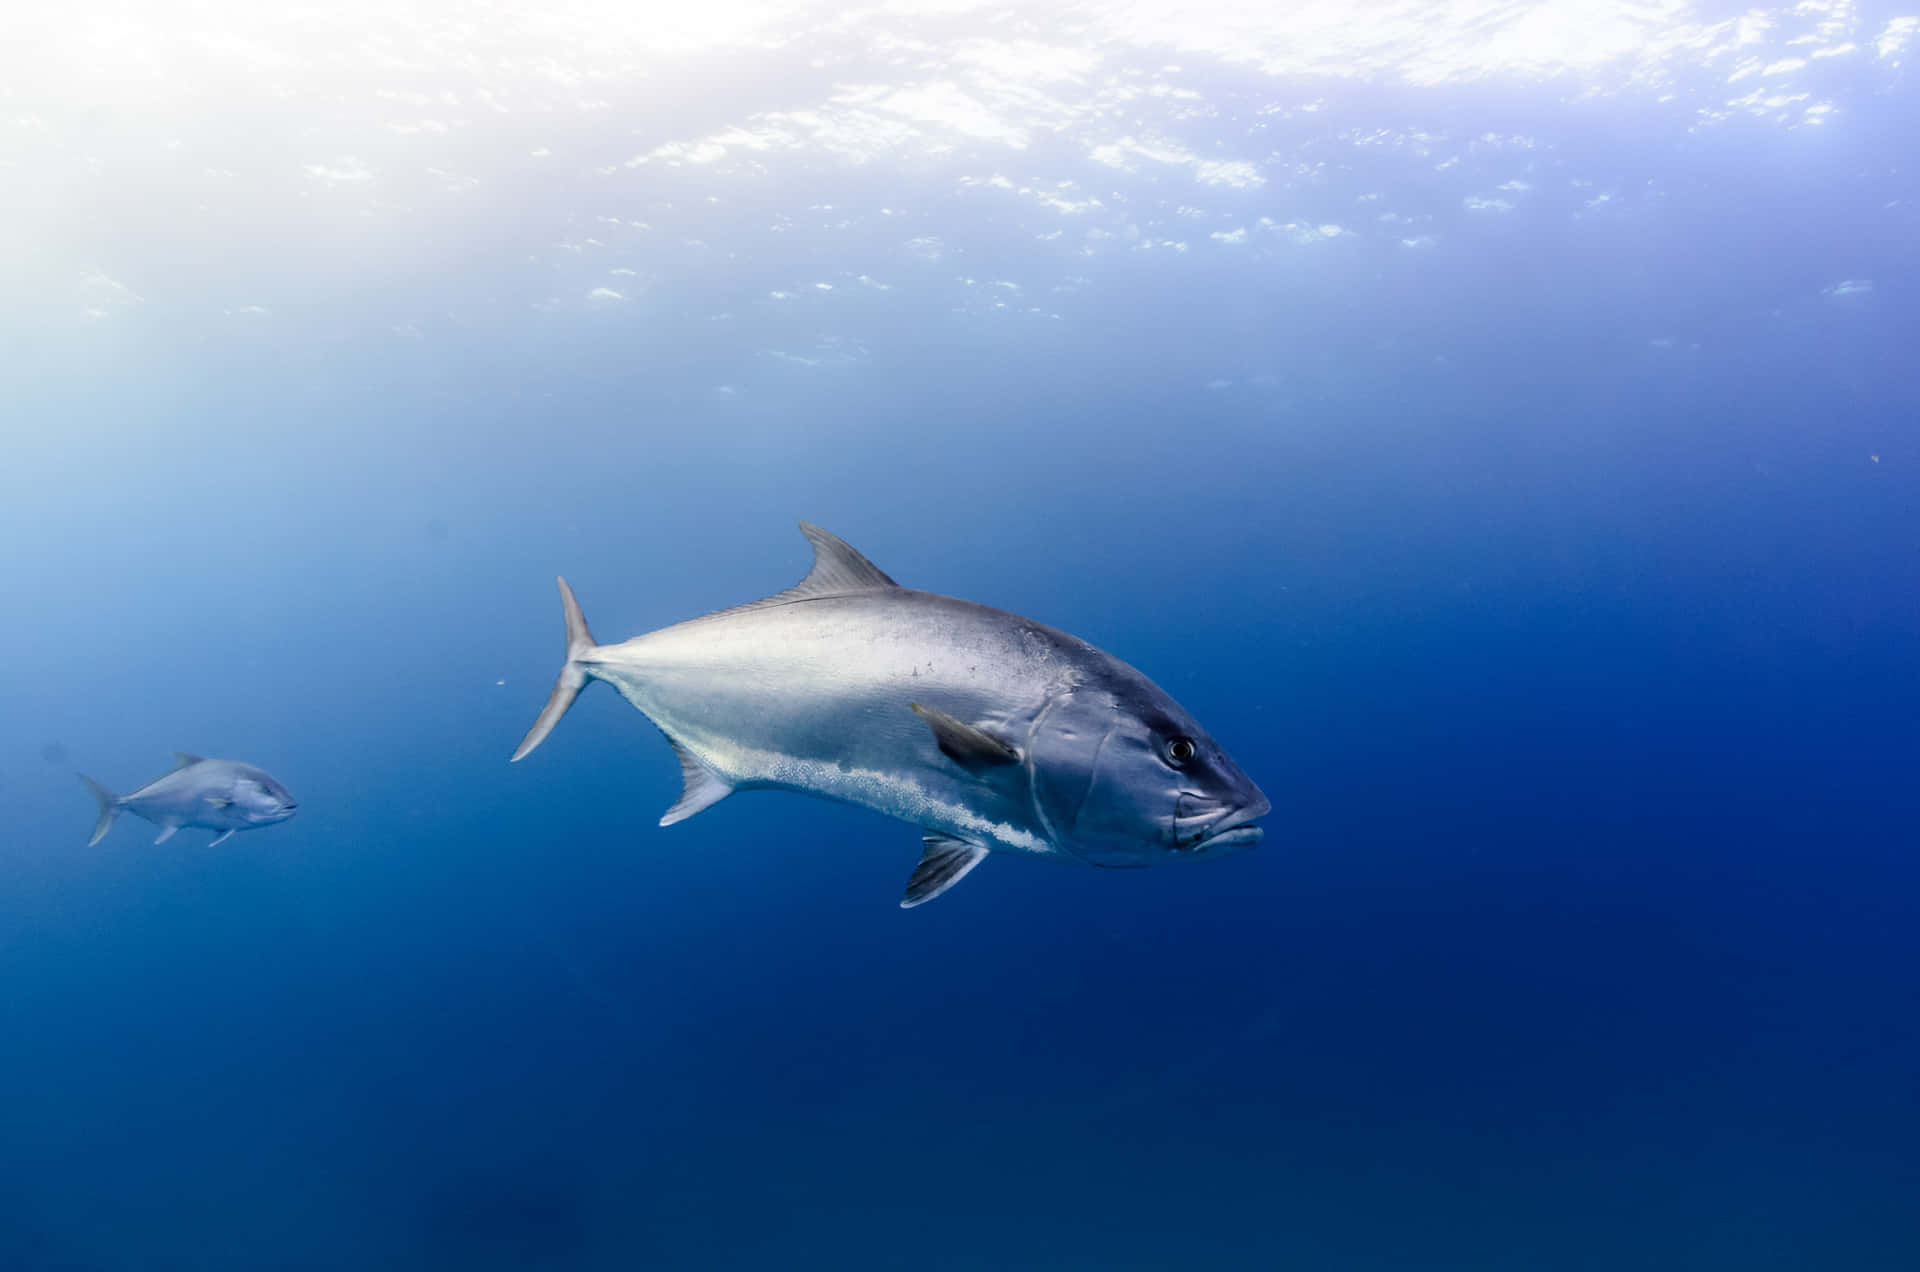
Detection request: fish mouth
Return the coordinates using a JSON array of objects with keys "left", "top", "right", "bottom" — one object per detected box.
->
[
  {"left": 1174, "top": 794, "right": 1270, "bottom": 853},
  {"left": 1196, "top": 804, "right": 1266, "bottom": 851},
  {"left": 1197, "top": 822, "right": 1264, "bottom": 851}
]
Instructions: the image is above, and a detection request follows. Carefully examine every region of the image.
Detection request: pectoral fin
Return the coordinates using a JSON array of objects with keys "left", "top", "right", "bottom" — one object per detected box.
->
[
  {"left": 910, "top": 703, "right": 1019, "bottom": 770},
  {"left": 660, "top": 739, "right": 734, "bottom": 827},
  {"left": 207, "top": 830, "right": 235, "bottom": 847},
  {"left": 153, "top": 824, "right": 180, "bottom": 845},
  {"left": 205, "top": 796, "right": 232, "bottom": 809},
  {"left": 902, "top": 831, "right": 990, "bottom": 908}
]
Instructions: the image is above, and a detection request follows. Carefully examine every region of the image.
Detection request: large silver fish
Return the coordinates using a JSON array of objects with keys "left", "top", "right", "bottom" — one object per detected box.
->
[
  {"left": 81, "top": 754, "right": 298, "bottom": 847},
  {"left": 513, "top": 523, "right": 1268, "bottom": 907}
]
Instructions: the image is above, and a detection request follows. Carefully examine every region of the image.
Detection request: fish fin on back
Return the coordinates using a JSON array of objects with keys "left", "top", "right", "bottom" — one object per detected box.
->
[
  {"left": 153, "top": 824, "right": 180, "bottom": 845},
  {"left": 902, "top": 832, "right": 989, "bottom": 908},
  {"left": 910, "top": 702, "right": 1020, "bottom": 770},
  {"left": 207, "top": 830, "right": 235, "bottom": 848},
  {"left": 173, "top": 752, "right": 204, "bottom": 769},
  {"left": 791, "top": 522, "right": 896, "bottom": 592},
  {"left": 705, "top": 522, "right": 899, "bottom": 619},
  {"left": 660, "top": 740, "right": 735, "bottom": 827},
  {"left": 79, "top": 774, "right": 120, "bottom": 846},
  {"left": 511, "top": 577, "right": 600, "bottom": 762}
]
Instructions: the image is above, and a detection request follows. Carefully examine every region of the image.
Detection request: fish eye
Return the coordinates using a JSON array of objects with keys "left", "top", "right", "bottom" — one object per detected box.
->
[{"left": 1167, "top": 736, "right": 1196, "bottom": 765}]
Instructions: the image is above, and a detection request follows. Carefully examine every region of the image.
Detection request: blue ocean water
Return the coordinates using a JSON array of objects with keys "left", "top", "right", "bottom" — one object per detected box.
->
[{"left": 5, "top": 3, "right": 1919, "bottom": 1267}]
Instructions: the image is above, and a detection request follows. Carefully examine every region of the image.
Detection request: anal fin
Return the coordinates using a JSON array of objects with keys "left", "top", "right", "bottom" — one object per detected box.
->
[
  {"left": 902, "top": 831, "right": 989, "bottom": 908},
  {"left": 660, "top": 739, "right": 735, "bottom": 827},
  {"left": 207, "top": 830, "right": 235, "bottom": 848},
  {"left": 153, "top": 824, "right": 180, "bottom": 845}
]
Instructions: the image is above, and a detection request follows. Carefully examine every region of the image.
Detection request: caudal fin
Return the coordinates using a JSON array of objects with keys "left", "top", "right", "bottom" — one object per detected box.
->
[
  {"left": 79, "top": 774, "right": 120, "bottom": 846},
  {"left": 511, "top": 577, "right": 598, "bottom": 762}
]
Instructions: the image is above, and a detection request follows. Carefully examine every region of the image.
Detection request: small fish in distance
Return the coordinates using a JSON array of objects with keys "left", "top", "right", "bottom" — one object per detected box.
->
[
  {"left": 81, "top": 754, "right": 298, "bottom": 847},
  {"left": 513, "top": 522, "right": 1268, "bottom": 908}
]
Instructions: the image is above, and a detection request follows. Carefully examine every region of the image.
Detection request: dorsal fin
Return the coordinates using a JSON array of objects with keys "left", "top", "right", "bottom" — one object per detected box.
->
[
  {"left": 659, "top": 739, "right": 734, "bottom": 827},
  {"left": 705, "top": 522, "right": 898, "bottom": 619},
  {"left": 173, "top": 752, "right": 205, "bottom": 770},
  {"left": 790, "top": 521, "right": 896, "bottom": 593}
]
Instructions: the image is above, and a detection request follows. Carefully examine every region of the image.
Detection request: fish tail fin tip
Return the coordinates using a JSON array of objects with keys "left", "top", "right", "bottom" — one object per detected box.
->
[
  {"left": 79, "top": 774, "right": 119, "bottom": 846},
  {"left": 511, "top": 576, "right": 599, "bottom": 762},
  {"left": 557, "top": 576, "right": 596, "bottom": 660}
]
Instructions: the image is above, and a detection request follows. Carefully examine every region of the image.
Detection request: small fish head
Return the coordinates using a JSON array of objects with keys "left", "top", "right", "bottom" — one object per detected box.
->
[
  {"left": 234, "top": 774, "right": 299, "bottom": 826},
  {"left": 1029, "top": 684, "right": 1267, "bottom": 868}
]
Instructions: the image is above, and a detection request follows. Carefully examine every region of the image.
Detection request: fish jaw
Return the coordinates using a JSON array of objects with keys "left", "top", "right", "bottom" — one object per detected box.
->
[{"left": 1170, "top": 789, "right": 1270, "bottom": 856}]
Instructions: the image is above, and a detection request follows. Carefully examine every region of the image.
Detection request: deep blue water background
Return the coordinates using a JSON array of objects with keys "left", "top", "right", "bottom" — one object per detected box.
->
[{"left": 5, "top": 5, "right": 1920, "bottom": 1268}]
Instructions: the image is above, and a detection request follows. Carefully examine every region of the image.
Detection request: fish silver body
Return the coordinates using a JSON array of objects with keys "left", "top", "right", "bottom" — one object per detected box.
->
[
  {"left": 513, "top": 523, "right": 1268, "bottom": 906},
  {"left": 81, "top": 754, "right": 298, "bottom": 847}
]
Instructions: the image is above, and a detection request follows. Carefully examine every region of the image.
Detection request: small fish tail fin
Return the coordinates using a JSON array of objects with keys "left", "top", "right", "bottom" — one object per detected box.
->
[
  {"left": 79, "top": 774, "right": 120, "bottom": 846},
  {"left": 511, "top": 577, "right": 599, "bottom": 762}
]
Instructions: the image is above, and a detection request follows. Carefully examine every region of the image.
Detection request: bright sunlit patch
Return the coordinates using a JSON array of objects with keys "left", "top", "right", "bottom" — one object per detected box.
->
[
  {"left": 6, "top": 0, "right": 1911, "bottom": 340},
  {"left": 1877, "top": 15, "right": 1919, "bottom": 58},
  {"left": 77, "top": 271, "right": 142, "bottom": 321},
  {"left": 1254, "top": 218, "right": 1355, "bottom": 246},
  {"left": 1088, "top": 136, "right": 1266, "bottom": 188},
  {"left": 305, "top": 159, "right": 374, "bottom": 185}
]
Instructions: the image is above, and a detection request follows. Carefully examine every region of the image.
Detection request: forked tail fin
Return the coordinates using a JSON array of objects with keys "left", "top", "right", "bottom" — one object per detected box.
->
[
  {"left": 80, "top": 774, "right": 120, "bottom": 846},
  {"left": 511, "top": 577, "right": 598, "bottom": 762}
]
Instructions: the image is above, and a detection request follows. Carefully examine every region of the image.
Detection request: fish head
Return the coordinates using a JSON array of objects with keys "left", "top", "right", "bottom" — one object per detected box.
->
[
  {"left": 233, "top": 774, "right": 299, "bottom": 826},
  {"left": 1028, "top": 682, "right": 1268, "bottom": 868}
]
